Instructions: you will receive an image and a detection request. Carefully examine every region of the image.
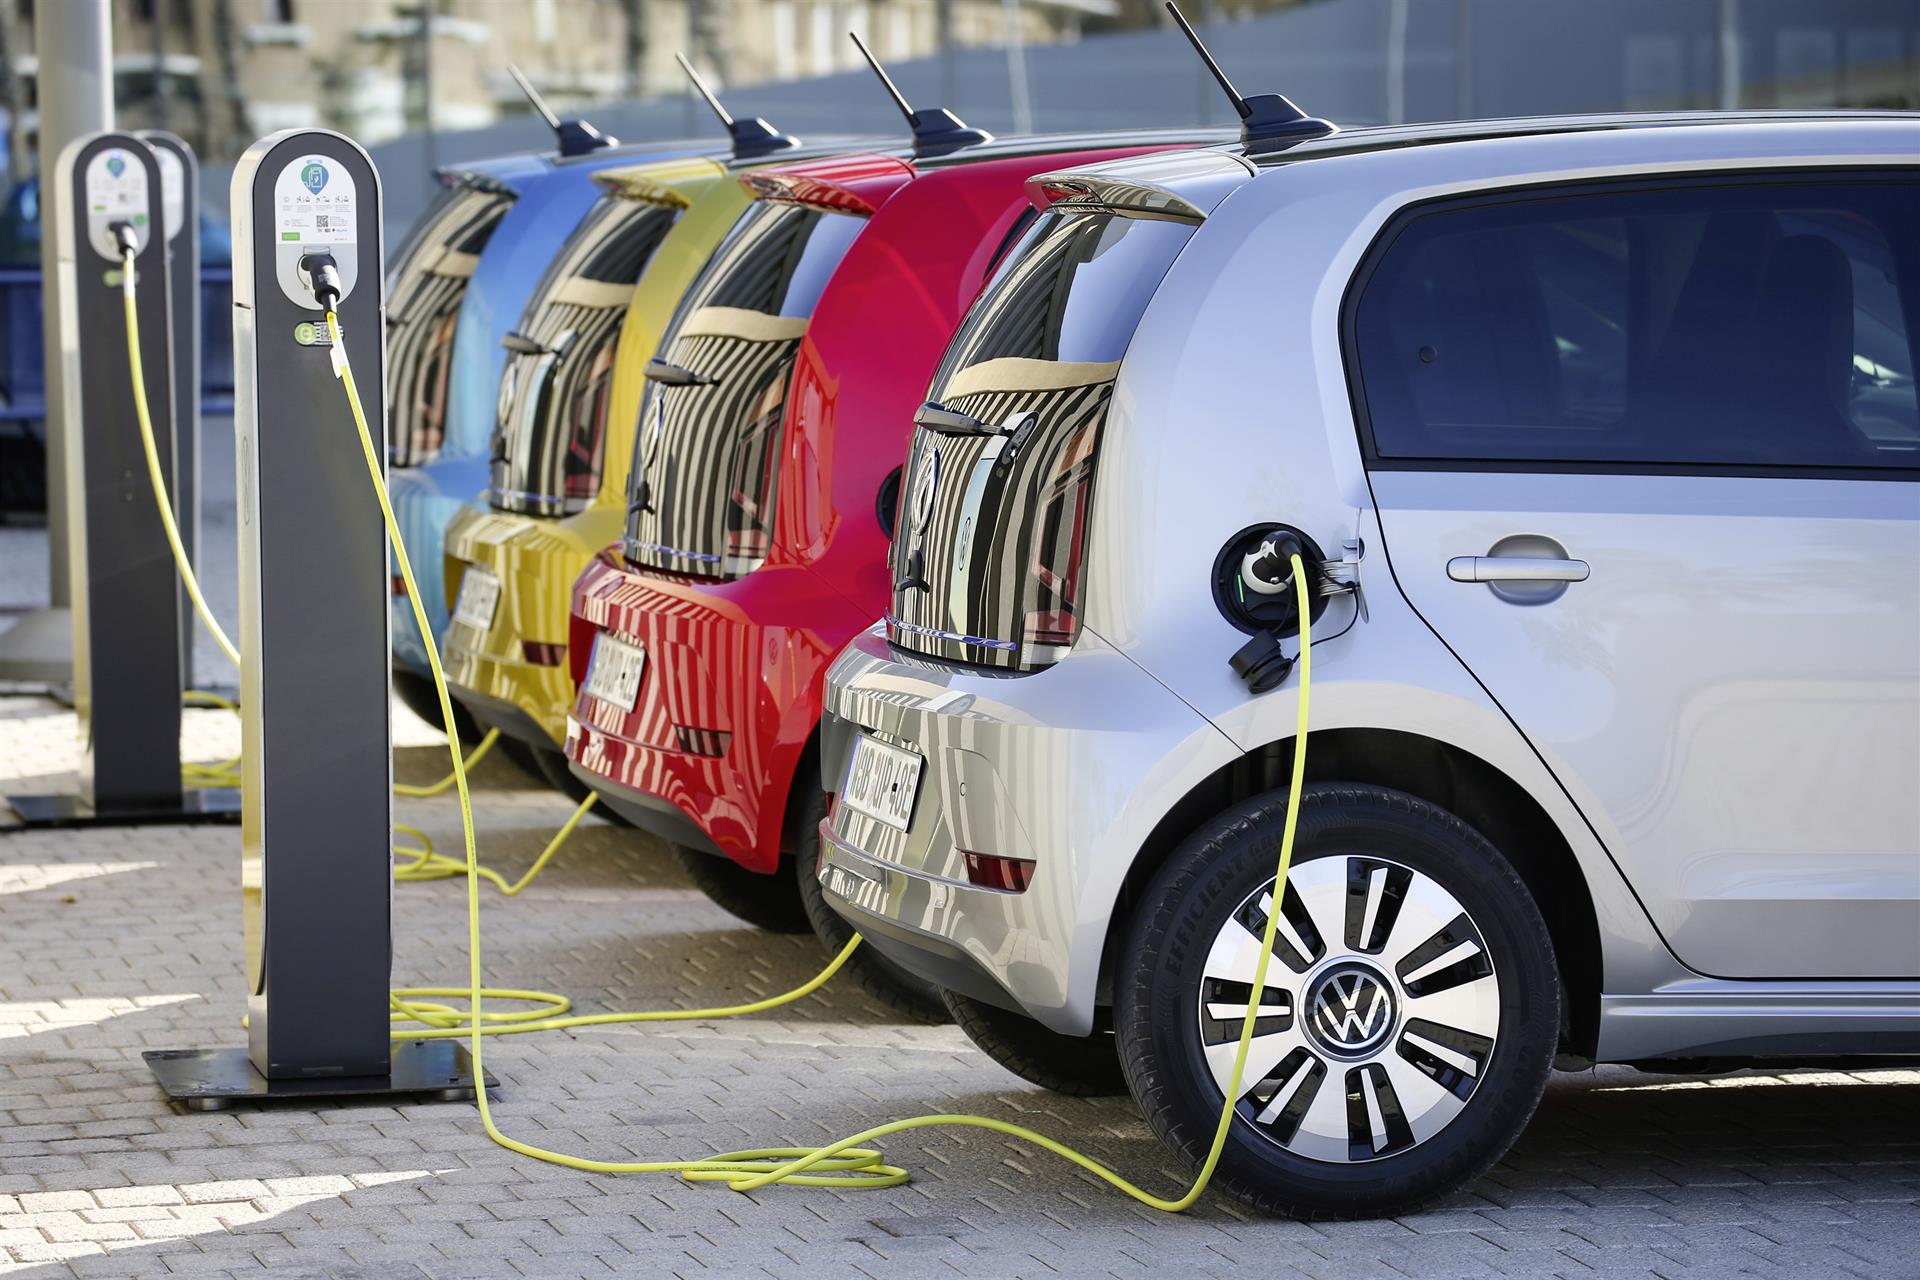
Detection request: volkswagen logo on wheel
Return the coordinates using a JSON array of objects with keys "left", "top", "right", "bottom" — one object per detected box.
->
[{"left": 1305, "top": 965, "right": 1395, "bottom": 1056}]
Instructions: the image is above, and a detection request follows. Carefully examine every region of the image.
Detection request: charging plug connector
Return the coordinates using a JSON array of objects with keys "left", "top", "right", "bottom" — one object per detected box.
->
[
  {"left": 300, "top": 252, "right": 343, "bottom": 311},
  {"left": 109, "top": 221, "right": 139, "bottom": 259}
]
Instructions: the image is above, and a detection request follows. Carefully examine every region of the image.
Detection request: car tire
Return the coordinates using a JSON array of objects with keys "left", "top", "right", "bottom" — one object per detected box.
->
[
  {"left": 792, "top": 791, "right": 949, "bottom": 1024},
  {"left": 528, "top": 740, "right": 591, "bottom": 802},
  {"left": 669, "top": 844, "right": 812, "bottom": 934},
  {"left": 393, "top": 667, "right": 482, "bottom": 744},
  {"left": 1115, "top": 783, "right": 1558, "bottom": 1219},
  {"left": 494, "top": 735, "right": 550, "bottom": 784},
  {"left": 942, "top": 990, "right": 1129, "bottom": 1097}
]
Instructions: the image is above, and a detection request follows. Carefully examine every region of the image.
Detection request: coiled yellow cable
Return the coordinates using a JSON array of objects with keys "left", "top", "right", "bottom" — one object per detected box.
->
[{"left": 328, "top": 293, "right": 1317, "bottom": 1206}]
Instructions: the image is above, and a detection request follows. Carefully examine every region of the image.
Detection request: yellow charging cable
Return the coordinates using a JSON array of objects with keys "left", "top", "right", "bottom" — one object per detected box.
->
[
  {"left": 118, "top": 250, "right": 537, "bottom": 820},
  {"left": 393, "top": 789, "right": 596, "bottom": 891},
  {"left": 328, "top": 288, "right": 1317, "bottom": 1206}
]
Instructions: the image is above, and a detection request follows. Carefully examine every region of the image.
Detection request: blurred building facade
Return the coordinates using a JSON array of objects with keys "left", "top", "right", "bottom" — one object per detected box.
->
[{"left": 0, "top": 0, "right": 1130, "bottom": 169}]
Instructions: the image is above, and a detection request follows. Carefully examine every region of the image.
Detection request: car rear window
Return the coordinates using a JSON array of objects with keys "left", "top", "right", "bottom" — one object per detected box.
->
[
  {"left": 487, "top": 190, "right": 682, "bottom": 516},
  {"left": 622, "top": 200, "right": 866, "bottom": 578},
  {"left": 385, "top": 183, "right": 512, "bottom": 466},
  {"left": 885, "top": 210, "right": 1195, "bottom": 671},
  {"left": 1351, "top": 174, "right": 1920, "bottom": 473}
]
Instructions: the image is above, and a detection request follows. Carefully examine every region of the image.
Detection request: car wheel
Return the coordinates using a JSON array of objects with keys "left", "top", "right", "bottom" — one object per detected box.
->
[
  {"left": 943, "top": 990, "right": 1129, "bottom": 1097},
  {"left": 668, "top": 844, "right": 811, "bottom": 934},
  {"left": 393, "top": 667, "right": 482, "bottom": 744},
  {"left": 793, "top": 791, "right": 948, "bottom": 1024},
  {"left": 494, "top": 735, "right": 549, "bottom": 784},
  {"left": 1115, "top": 783, "right": 1558, "bottom": 1219}
]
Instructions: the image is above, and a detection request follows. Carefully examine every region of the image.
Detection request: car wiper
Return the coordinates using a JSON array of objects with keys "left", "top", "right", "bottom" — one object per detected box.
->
[
  {"left": 500, "top": 330, "right": 549, "bottom": 356},
  {"left": 645, "top": 356, "right": 717, "bottom": 387}
]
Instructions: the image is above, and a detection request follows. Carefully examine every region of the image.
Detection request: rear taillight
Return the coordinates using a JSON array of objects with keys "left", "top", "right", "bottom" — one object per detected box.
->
[
  {"left": 391, "top": 574, "right": 408, "bottom": 598},
  {"left": 1022, "top": 416, "right": 1100, "bottom": 652},
  {"left": 724, "top": 378, "right": 787, "bottom": 566},
  {"left": 962, "top": 850, "right": 1036, "bottom": 894},
  {"left": 564, "top": 344, "right": 616, "bottom": 503}
]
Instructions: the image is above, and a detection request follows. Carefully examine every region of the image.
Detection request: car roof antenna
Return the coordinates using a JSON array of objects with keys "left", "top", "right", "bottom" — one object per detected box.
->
[
  {"left": 849, "top": 30, "right": 993, "bottom": 158},
  {"left": 1164, "top": 2, "right": 1335, "bottom": 154},
  {"left": 508, "top": 62, "right": 618, "bottom": 158},
  {"left": 675, "top": 53, "right": 802, "bottom": 159}
]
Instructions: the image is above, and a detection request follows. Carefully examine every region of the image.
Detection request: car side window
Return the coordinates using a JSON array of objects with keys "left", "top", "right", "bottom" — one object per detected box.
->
[{"left": 1352, "top": 174, "right": 1920, "bottom": 472}]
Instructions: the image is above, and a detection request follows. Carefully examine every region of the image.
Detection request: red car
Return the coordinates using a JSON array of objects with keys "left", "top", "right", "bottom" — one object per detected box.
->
[{"left": 565, "top": 132, "right": 1212, "bottom": 1015}]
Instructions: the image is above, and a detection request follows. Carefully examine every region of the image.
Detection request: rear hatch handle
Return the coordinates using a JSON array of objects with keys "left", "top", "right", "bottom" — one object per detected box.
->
[{"left": 645, "top": 356, "right": 717, "bottom": 388}]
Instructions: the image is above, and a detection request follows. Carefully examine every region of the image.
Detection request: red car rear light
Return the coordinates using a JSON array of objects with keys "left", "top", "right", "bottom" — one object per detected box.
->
[
  {"left": 391, "top": 573, "right": 408, "bottom": 597},
  {"left": 675, "top": 727, "right": 731, "bottom": 757},
  {"left": 1022, "top": 416, "right": 1100, "bottom": 652},
  {"left": 961, "top": 851, "right": 1036, "bottom": 894},
  {"left": 521, "top": 641, "right": 566, "bottom": 667}
]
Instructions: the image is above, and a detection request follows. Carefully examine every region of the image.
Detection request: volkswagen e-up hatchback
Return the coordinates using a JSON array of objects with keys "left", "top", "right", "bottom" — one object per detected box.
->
[
  {"left": 559, "top": 130, "right": 1219, "bottom": 1017},
  {"left": 816, "top": 111, "right": 1920, "bottom": 1216}
]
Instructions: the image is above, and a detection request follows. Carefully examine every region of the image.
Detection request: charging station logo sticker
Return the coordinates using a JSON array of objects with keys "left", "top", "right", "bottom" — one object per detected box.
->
[
  {"left": 83, "top": 145, "right": 150, "bottom": 261},
  {"left": 274, "top": 154, "right": 356, "bottom": 246},
  {"left": 293, "top": 321, "right": 338, "bottom": 347}
]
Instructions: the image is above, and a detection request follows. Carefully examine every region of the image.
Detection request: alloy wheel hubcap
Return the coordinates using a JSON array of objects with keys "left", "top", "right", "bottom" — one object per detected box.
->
[{"left": 1194, "top": 854, "right": 1502, "bottom": 1164}]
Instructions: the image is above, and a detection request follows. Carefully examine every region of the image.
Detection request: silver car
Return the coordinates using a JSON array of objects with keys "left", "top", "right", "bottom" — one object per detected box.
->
[{"left": 817, "top": 110, "right": 1920, "bottom": 1217}]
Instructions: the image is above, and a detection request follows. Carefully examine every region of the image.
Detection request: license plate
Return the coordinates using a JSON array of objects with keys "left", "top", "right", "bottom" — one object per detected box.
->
[
  {"left": 452, "top": 566, "right": 500, "bottom": 631},
  {"left": 583, "top": 633, "right": 646, "bottom": 713},
  {"left": 841, "top": 734, "right": 923, "bottom": 832}
]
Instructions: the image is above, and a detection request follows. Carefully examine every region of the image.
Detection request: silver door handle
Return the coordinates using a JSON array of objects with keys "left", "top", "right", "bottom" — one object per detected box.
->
[{"left": 1447, "top": 556, "right": 1589, "bottom": 583}]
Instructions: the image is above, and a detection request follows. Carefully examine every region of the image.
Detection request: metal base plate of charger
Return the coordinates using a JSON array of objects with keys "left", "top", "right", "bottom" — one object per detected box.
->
[
  {"left": 5, "top": 787, "right": 240, "bottom": 829},
  {"left": 144, "top": 1041, "right": 492, "bottom": 1112}
]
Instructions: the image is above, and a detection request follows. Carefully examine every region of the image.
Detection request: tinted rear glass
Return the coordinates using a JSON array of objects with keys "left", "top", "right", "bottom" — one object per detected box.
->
[
  {"left": 385, "top": 184, "right": 512, "bottom": 466},
  {"left": 622, "top": 201, "right": 865, "bottom": 577},
  {"left": 887, "top": 210, "right": 1195, "bottom": 671},
  {"left": 1352, "top": 175, "right": 1920, "bottom": 471},
  {"left": 488, "top": 192, "right": 682, "bottom": 516}
]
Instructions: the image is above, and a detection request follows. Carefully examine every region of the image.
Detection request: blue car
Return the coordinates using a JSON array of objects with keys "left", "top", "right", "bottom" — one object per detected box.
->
[{"left": 383, "top": 138, "right": 716, "bottom": 734}]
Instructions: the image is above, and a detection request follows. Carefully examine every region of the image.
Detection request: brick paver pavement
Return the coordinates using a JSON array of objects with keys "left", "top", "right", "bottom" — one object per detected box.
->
[
  {"left": 3, "top": 430, "right": 1916, "bottom": 1278},
  {"left": 0, "top": 691, "right": 1914, "bottom": 1280}
]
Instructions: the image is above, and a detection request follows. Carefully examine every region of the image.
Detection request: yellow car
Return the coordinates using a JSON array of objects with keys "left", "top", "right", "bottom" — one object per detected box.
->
[{"left": 439, "top": 145, "right": 844, "bottom": 795}]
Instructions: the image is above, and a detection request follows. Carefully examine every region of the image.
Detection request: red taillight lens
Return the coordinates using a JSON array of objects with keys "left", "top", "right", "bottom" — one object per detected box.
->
[
  {"left": 724, "top": 379, "right": 786, "bottom": 565},
  {"left": 391, "top": 574, "right": 408, "bottom": 597},
  {"left": 962, "top": 851, "right": 1036, "bottom": 894},
  {"left": 674, "top": 727, "right": 731, "bottom": 757},
  {"left": 521, "top": 641, "right": 566, "bottom": 667},
  {"left": 1023, "top": 416, "right": 1100, "bottom": 652},
  {"left": 564, "top": 343, "right": 616, "bottom": 502}
]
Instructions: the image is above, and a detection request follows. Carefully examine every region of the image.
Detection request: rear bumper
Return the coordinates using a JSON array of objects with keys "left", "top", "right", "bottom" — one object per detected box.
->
[
  {"left": 815, "top": 623, "right": 1237, "bottom": 1035},
  {"left": 563, "top": 550, "right": 869, "bottom": 872},
  {"left": 441, "top": 505, "right": 618, "bottom": 749}
]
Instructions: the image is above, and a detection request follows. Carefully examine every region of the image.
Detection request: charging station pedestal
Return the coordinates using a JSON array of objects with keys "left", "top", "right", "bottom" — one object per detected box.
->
[
  {"left": 6, "top": 132, "right": 239, "bottom": 829},
  {"left": 139, "top": 130, "right": 214, "bottom": 699},
  {"left": 146, "top": 129, "right": 483, "bottom": 1109}
]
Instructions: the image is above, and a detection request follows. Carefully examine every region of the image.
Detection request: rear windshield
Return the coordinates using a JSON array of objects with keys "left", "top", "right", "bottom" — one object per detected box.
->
[
  {"left": 487, "top": 192, "right": 682, "bottom": 516},
  {"left": 622, "top": 200, "right": 865, "bottom": 577},
  {"left": 886, "top": 210, "right": 1194, "bottom": 670},
  {"left": 385, "top": 183, "right": 512, "bottom": 466}
]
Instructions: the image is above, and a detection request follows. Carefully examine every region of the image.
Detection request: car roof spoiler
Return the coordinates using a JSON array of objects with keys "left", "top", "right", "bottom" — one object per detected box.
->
[
  {"left": 1025, "top": 148, "right": 1255, "bottom": 224},
  {"left": 738, "top": 153, "right": 915, "bottom": 217}
]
